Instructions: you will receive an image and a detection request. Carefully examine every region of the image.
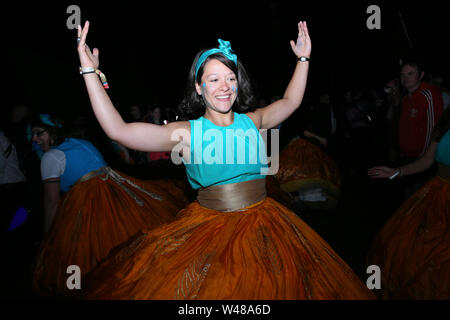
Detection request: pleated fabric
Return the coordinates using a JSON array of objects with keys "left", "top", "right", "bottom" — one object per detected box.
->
[
  {"left": 32, "top": 171, "right": 188, "bottom": 297},
  {"left": 275, "top": 137, "right": 341, "bottom": 194},
  {"left": 84, "top": 197, "right": 375, "bottom": 300},
  {"left": 367, "top": 176, "right": 450, "bottom": 299}
]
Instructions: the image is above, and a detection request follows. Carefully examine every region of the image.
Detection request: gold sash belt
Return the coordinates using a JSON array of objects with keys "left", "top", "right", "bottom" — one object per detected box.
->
[
  {"left": 197, "top": 178, "right": 266, "bottom": 212},
  {"left": 74, "top": 166, "right": 162, "bottom": 205},
  {"left": 75, "top": 166, "right": 109, "bottom": 185},
  {"left": 437, "top": 163, "right": 450, "bottom": 181}
]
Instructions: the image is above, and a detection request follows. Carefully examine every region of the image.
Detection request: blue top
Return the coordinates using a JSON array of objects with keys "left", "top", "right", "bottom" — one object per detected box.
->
[
  {"left": 436, "top": 129, "right": 450, "bottom": 166},
  {"left": 56, "top": 138, "right": 107, "bottom": 192},
  {"left": 184, "top": 112, "right": 268, "bottom": 189}
]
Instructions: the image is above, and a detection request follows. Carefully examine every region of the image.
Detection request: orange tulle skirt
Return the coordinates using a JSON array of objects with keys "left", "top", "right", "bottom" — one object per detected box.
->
[
  {"left": 367, "top": 176, "right": 450, "bottom": 299},
  {"left": 275, "top": 137, "right": 341, "bottom": 192},
  {"left": 275, "top": 138, "right": 341, "bottom": 210},
  {"left": 32, "top": 170, "right": 188, "bottom": 296},
  {"left": 84, "top": 197, "right": 375, "bottom": 300}
]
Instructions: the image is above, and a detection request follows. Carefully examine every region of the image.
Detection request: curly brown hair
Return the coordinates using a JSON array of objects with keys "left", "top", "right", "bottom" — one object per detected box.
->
[{"left": 177, "top": 50, "right": 259, "bottom": 120}]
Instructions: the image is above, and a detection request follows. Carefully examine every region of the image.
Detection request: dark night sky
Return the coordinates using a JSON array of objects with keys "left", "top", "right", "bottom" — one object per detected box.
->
[{"left": 4, "top": 0, "right": 450, "bottom": 121}]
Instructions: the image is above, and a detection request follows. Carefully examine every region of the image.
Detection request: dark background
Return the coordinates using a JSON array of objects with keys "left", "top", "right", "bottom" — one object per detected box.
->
[
  {"left": 4, "top": 0, "right": 449, "bottom": 118},
  {"left": 1, "top": 0, "right": 450, "bottom": 301}
]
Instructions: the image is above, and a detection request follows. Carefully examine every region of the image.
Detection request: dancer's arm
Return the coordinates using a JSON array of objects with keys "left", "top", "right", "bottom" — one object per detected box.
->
[
  {"left": 43, "top": 178, "right": 60, "bottom": 233},
  {"left": 248, "top": 21, "right": 311, "bottom": 129},
  {"left": 77, "top": 21, "right": 189, "bottom": 152},
  {"left": 368, "top": 141, "right": 438, "bottom": 179}
]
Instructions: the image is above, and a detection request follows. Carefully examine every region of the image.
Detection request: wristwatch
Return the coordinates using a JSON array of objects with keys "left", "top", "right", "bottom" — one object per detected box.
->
[{"left": 297, "top": 56, "right": 310, "bottom": 62}]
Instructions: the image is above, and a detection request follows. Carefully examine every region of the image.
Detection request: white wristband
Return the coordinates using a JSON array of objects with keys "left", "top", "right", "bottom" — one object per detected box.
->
[
  {"left": 79, "top": 66, "right": 95, "bottom": 74},
  {"left": 389, "top": 170, "right": 400, "bottom": 180},
  {"left": 79, "top": 66, "right": 109, "bottom": 89}
]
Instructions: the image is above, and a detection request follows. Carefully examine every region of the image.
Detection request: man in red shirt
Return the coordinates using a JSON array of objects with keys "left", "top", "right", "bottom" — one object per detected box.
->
[
  {"left": 398, "top": 61, "right": 443, "bottom": 159},
  {"left": 396, "top": 59, "right": 443, "bottom": 199}
]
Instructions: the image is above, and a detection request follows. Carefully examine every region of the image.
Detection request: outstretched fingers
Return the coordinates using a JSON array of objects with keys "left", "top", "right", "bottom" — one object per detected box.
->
[
  {"left": 298, "top": 21, "right": 310, "bottom": 39},
  {"left": 77, "top": 21, "right": 90, "bottom": 50},
  {"left": 302, "top": 21, "right": 310, "bottom": 39},
  {"left": 76, "top": 21, "right": 100, "bottom": 69}
]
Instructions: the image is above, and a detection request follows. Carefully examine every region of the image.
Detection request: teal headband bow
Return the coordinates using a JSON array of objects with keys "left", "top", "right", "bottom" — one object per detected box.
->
[
  {"left": 195, "top": 39, "right": 238, "bottom": 79},
  {"left": 26, "top": 114, "right": 62, "bottom": 142},
  {"left": 39, "top": 114, "right": 62, "bottom": 128}
]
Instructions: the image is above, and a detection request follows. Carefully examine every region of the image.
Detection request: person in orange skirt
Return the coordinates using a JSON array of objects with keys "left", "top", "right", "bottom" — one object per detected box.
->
[
  {"left": 28, "top": 114, "right": 183, "bottom": 297},
  {"left": 76, "top": 20, "right": 374, "bottom": 299},
  {"left": 368, "top": 107, "right": 450, "bottom": 299},
  {"left": 275, "top": 136, "right": 342, "bottom": 210}
]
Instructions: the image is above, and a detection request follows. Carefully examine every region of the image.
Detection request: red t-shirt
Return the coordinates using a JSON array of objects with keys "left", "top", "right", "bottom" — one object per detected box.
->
[{"left": 398, "top": 82, "right": 443, "bottom": 158}]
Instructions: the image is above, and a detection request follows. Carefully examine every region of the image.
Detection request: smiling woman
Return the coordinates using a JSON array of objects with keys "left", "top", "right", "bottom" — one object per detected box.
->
[
  {"left": 75, "top": 19, "right": 375, "bottom": 300},
  {"left": 177, "top": 46, "right": 258, "bottom": 122},
  {"left": 195, "top": 59, "right": 238, "bottom": 116}
]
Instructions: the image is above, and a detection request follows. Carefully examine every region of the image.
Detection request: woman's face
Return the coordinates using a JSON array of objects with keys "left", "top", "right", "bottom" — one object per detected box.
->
[
  {"left": 195, "top": 59, "right": 238, "bottom": 114},
  {"left": 31, "top": 126, "right": 52, "bottom": 152}
]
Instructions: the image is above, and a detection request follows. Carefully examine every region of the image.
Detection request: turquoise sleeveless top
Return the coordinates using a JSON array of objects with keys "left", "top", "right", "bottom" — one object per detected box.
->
[
  {"left": 56, "top": 138, "right": 107, "bottom": 192},
  {"left": 184, "top": 112, "right": 268, "bottom": 190},
  {"left": 436, "top": 130, "right": 450, "bottom": 166}
]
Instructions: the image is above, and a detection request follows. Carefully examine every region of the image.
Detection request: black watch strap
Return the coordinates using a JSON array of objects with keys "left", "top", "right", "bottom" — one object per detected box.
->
[{"left": 297, "top": 56, "right": 310, "bottom": 62}]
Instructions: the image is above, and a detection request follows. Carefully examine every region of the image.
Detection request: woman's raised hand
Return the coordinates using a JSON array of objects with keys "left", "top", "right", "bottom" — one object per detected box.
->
[
  {"left": 290, "top": 21, "right": 311, "bottom": 58},
  {"left": 77, "top": 21, "right": 99, "bottom": 69},
  {"left": 368, "top": 166, "right": 397, "bottom": 179}
]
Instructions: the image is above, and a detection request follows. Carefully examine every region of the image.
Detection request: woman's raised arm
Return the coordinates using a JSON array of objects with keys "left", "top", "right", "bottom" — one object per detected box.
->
[
  {"left": 76, "top": 21, "right": 188, "bottom": 152},
  {"left": 248, "top": 21, "right": 311, "bottom": 129}
]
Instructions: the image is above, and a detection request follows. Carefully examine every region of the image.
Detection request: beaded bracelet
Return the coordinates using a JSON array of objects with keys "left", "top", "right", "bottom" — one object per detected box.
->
[{"left": 79, "top": 67, "right": 109, "bottom": 89}]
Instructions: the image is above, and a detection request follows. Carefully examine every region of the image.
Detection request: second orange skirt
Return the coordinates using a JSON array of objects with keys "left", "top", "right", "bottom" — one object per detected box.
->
[
  {"left": 367, "top": 176, "right": 450, "bottom": 299},
  {"left": 32, "top": 170, "right": 187, "bottom": 297}
]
